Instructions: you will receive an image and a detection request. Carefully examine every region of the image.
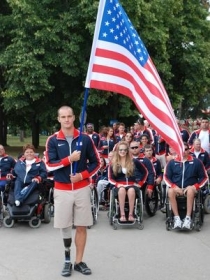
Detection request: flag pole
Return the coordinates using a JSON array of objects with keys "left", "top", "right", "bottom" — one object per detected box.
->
[{"left": 73, "top": 87, "right": 89, "bottom": 174}]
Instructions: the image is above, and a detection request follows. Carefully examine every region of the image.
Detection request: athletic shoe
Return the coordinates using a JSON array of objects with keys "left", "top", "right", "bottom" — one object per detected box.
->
[
  {"left": 182, "top": 217, "right": 191, "bottom": 230},
  {"left": 61, "top": 262, "right": 72, "bottom": 277},
  {"left": 160, "top": 206, "right": 166, "bottom": 213},
  {"left": 15, "top": 200, "right": 20, "bottom": 207},
  {"left": 74, "top": 262, "right": 92, "bottom": 275},
  {"left": 173, "top": 217, "right": 182, "bottom": 229}
]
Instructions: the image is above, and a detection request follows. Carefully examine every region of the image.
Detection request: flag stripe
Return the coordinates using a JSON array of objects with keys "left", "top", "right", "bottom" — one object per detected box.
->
[
  {"left": 85, "top": 0, "right": 184, "bottom": 156},
  {"left": 94, "top": 46, "right": 174, "bottom": 117},
  {"left": 90, "top": 79, "right": 182, "bottom": 154},
  {"left": 89, "top": 43, "right": 183, "bottom": 153}
]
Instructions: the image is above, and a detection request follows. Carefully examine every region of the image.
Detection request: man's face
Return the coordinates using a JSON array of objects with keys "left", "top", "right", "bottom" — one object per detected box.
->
[
  {"left": 193, "top": 141, "right": 201, "bottom": 151},
  {"left": 130, "top": 142, "right": 140, "bottom": 156},
  {"left": 118, "top": 125, "right": 125, "bottom": 134},
  {"left": 86, "top": 125, "right": 93, "bottom": 133},
  {"left": 58, "top": 108, "right": 75, "bottom": 129},
  {"left": 144, "top": 148, "right": 153, "bottom": 159},
  {"left": 200, "top": 120, "right": 209, "bottom": 130}
]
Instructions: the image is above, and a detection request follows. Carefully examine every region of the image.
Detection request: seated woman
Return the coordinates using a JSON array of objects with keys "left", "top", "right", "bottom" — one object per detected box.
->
[
  {"left": 11, "top": 144, "right": 47, "bottom": 206},
  {"left": 108, "top": 141, "right": 148, "bottom": 222}
]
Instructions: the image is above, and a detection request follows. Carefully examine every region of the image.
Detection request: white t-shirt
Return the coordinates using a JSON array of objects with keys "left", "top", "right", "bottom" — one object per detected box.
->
[
  {"left": 122, "top": 167, "right": 127, "bottom": 174},
  {"left": 194, "top": 151, "right": 200, "bottom": 158},
  {"left": 26, "top": 159, "right": 36, "bottom": 173},
  {"left": 199, "top": 130, "right": 209, "bottom": 153}
]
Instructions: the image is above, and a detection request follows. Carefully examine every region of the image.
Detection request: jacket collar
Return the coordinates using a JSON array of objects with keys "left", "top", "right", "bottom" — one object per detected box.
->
[
  {"left": 190, "top": 147, "right": 205, "bottom": 153},
  {"left": 57, "top": 128, "right": 80, "bottom": 140}
]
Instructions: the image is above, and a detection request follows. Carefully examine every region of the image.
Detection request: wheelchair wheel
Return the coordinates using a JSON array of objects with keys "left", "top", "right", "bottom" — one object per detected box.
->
[
  {"left": 137, "top": 223, "right": 144, "bottom": 230},
  {"left": 204, "top": 194, "right": 210, "bottom": 214},
  {"left": 3, "top": 216, "right": 15, "bottom": 228},
  {"left": 91, "top": 187, "right": 99, "bottom": 224},
  {"left": 108, "top": 190, "right": 115, "bottom": 225},
  {"left": 144, "top": 187, "right": 158, "bottom": 217},
  {"left": 136, "top": 190, "right": 144, "bottom": 225},
  {"left": 43, "top": 203, "right": 51, "bottom": 223},
  {"left": 29, "top": 217, "right": 41, "bottom": 228},
  {"left": 165, "top": 197, "right": 173, "bottom": 231}
]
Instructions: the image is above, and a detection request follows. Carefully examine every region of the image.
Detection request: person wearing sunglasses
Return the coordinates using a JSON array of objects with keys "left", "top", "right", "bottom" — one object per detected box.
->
[
  {"left": 108, "top": 141, "right": 148, "bottom": 222},
  {"left": 164, "top": 142, "right": 208, "bottom": 230},
  {"left": 129, "top": 141, "right": 155, "bottom": 199}
]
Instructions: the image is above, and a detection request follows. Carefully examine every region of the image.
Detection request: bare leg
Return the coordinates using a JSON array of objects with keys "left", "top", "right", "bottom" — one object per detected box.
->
[
  {"left": 186, "top": 188, "right": 196, "bottom": 216},
  {"left": 118, "top": 187, "right": 126, "bottom": 216},
  {"left": 168, "top": 188, "right": 179, "bottom": 216},
  {"left": 75, "top": 226, "right": 87, "bottom": 264},
  {"left": 127, "top": 188, "right": 135, "bottom": 217}
]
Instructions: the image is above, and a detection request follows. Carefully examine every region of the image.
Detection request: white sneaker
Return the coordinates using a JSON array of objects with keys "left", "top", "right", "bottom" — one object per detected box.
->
[
  {"left": 173, "top": 217, "right": 182, "bottom": 229},
  {"left": 182, "top": 217, "right": 191, "bottom": 230},
  {"left": 15, "top": 200, "right": 20, "bottom": 206}
]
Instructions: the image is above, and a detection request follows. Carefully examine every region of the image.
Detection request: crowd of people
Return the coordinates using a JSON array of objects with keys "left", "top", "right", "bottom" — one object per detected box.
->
[{"left": 0, "top": 110, "right": 210, "bottom": 277}]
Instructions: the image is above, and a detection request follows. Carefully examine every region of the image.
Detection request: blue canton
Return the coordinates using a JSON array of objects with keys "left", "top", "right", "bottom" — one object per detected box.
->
[{"left": 98, "top": 0, "right": 149, "bottom": 66}]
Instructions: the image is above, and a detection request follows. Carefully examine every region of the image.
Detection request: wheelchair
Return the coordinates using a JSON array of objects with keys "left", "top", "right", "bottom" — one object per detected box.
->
[
  {"left": 3, "top": 180, "right": 53, "bottom": 228},
  {"left": 90, "top": 185, "right": 99, "bottom": 225},
  {"left": 0, "top": 183, "right": 9, "bottom": 227},
  {"left": 108, "top": 186, "right": 144, "bottom": 230},
  {"left": 165, "top": 190, "right": 204, "bottom": 231},
  {"left": 202, "top": 183, "right": 210, "bottom": 214},
  {"left": 143, "top": 184, "right": 159, "bottom": 217}
]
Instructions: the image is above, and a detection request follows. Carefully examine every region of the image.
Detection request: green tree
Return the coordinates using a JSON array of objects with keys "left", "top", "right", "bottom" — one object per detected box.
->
[{"left": 0, "top": 0, "right": 210, "bottom": 148}]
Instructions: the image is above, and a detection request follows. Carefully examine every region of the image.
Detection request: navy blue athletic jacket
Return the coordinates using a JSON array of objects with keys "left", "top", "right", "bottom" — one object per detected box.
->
[
  {"left": 45, "top": 128, "right": 100, "bottom": 190},
  {"left": 0, "top": 154, "right": 16, "bottom": 181},
  {"left": 13, "top": 157, "right": 47, "bottom": 184},
  {"left": 108, "top": 158, "right": 148, "bottom": 188},
  {"left": 164, "top": 155, "right": 208, "bottom": 190}
]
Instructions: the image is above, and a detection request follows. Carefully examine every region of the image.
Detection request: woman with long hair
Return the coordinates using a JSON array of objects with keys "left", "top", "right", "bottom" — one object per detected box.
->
[
  {"left": 108, "top": 141, "right": 148, "bottom": 222},
  {"left": 99, "top": 126, "right": 116, "bottom": 161}
]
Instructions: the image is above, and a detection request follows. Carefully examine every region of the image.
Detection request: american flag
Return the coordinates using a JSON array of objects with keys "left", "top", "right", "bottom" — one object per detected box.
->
[{"left": 85, "top": 0, "right": 184, "bottom": 156}]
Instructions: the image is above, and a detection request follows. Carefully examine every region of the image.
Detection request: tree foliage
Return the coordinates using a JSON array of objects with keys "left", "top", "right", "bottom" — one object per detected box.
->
[{"left": 0, "top": 0, "right": 210, "bottom": 145}]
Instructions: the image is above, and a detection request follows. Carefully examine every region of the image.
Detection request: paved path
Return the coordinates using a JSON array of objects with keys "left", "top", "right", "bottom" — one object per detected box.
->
[{"left": 1, "top": 210, "right": 210, "bottom": 280}]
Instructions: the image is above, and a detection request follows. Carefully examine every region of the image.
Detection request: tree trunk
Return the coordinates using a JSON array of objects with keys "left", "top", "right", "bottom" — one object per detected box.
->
[
  {"left": 31, "top": 117, "right": 40, "bottom": 149},
  {"left": 0, "top": 105, "right": 8, "bottom": 146},
  {"left": 19, "top": 130, "right": 24, "bottom": 142}
]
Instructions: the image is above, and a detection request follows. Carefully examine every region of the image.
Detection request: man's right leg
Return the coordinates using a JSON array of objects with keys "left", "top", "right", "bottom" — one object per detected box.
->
[{"left": 61, "top": 227, "right": 72, "bottom": 277}]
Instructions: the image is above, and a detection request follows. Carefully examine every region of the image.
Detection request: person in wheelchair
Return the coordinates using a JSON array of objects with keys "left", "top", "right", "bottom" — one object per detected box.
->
[
  {"left": 164, "top": 142, "right": 208, "bottom": 230},
  {"left": 0, "top": 145, "right": 16, "bottom": 191},
  {"left": 189, "top": 138, "right": 210, "bottom": 172},
  {"left": 108, "top": 141, "right": 148, "bottom": 222},
  {"left": 129, "top": 141, "right": 155, "bottom": 198},
  {"left": 144, "top": 144, "right": 163, "bottom": 186},
  {"left": 9, "top": 144, "right": 47, "bottom": 207}
]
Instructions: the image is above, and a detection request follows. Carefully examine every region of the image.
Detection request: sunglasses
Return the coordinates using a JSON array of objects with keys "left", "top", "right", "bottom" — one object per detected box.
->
[
  {"left": 184, "top": 148, "right": 189, "bottom": 151},
  {"left": 119, "top": 149, "right": 128, "bottom": 152},
  {"left": 130, "top": 146, "right": 139, "bottom": 149}
]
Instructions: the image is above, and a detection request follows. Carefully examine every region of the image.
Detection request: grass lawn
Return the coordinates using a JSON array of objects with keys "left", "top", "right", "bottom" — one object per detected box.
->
[{"left": 5, "top": 135, "right": 48, "bottom": 158}]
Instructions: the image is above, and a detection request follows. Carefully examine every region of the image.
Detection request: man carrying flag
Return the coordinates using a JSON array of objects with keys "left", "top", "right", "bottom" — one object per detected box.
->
[{"left": 85, "top": 0, "right": 184, "bottom": 157}]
